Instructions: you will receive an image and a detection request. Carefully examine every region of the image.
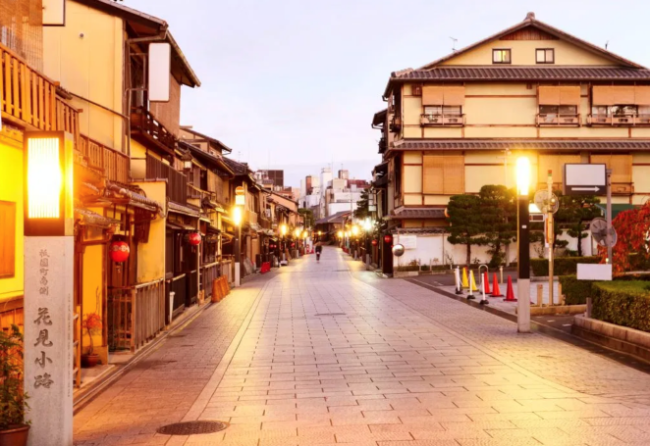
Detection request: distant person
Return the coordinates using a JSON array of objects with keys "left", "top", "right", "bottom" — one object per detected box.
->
[{"left": 315, "top": 242, "right": 323, "bottom": 262}]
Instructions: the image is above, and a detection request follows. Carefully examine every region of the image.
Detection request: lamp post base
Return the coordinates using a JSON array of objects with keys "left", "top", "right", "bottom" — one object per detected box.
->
[{"left": 517, "top": 278, "right": 531, "bottom": 333}]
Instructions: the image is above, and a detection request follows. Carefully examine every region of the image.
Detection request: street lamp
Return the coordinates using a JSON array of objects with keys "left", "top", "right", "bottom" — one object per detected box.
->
[
  {"left": 233, "top": 205, "right": 243, "bottom": 286},
  {"left": 23, "top": 132, "right": 75, "bottom": 445},
  {"left": 516, "top": 156, "right": 531, "bottom": 333}
]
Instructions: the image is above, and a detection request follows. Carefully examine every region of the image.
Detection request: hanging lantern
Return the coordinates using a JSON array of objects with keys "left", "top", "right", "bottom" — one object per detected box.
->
[
  {"left": 188, "top": 232, "right": 201, "bottom": 246},
  {"left": 291, "top": 242, "right": 296, "bottom": 248},
  {"left": 383, "top": 235, "right": 392, "bottom": 244},
  {"left": 372, "top": 239, "right": 378, "bottom": 246},
  {"left": 109, "top": 241, "right": 130, "bottom": 263}
]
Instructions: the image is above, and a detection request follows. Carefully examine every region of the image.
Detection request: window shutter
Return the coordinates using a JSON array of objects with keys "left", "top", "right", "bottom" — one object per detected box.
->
[
  {"left": 422, "top": 86, "right": 444, "bottom": 106},
  {"left": 592, "top": 86, "right": 614, "bottom": 105},
  {"left": 443, "top": 87, "right": 465, "bottom": 106},
  {"left": 0, "top": 202, "right": 16, "bottom": 279},
  {"left": 559, "top": 86, "right": 581, "bottom": 105},
  {"left": 635, "top": 87, "right": 650, "bottom": 105},
  {"left": 613, "top": 86, "right": 635, "bottom": 104},
  {"left": 538, "top": 86, "right": 560, "bottom": 105},
  {"left": 443, "top": 156, "right": 465, "bottom": 194},
  {"left": 423, "top": 156, "right": 444, "bottom": 193}
]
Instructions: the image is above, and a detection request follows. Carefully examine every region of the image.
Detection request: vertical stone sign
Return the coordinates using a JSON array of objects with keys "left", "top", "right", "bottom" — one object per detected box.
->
[{"left": 24, "top": 237, "right": 74, "bottom": 446}]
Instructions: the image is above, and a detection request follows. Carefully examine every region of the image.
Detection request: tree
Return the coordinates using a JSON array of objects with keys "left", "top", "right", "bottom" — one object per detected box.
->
[
  {"left": 600, "top": 202, "right": 650, "bottom": 273},
  {"left": 354, "top": 188, "right": 370, "bottom": 220},
  {"left": 478, "top": 185, "right": 516, "bottom": 267},
  {"left": 298, "top": 208, "right": 314, "bottom": 228},
  {"left": 447, "top": 194, "right": 485, "bottom": 266},
  {"left": 556, "top": 194, "right": 601, "bottom": 256}
]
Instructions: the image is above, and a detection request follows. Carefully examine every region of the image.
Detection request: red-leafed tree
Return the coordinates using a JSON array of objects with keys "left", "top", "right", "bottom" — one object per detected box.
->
[{"left": 599, "top": 202, "right": 650, "bottom": 273}]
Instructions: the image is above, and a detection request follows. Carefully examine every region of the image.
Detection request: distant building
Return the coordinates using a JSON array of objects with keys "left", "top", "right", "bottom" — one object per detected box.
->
[
  {"left": 255, "top": 169, "right": 284, "bottom": 188},
  {"left": 298, "top": 167, "right": 369, "bottom": 218}
]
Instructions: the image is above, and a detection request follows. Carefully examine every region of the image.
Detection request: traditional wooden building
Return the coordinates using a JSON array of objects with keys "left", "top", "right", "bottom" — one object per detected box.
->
[{"left": 372, "top": 12, "right": 650, "bottom": 271}]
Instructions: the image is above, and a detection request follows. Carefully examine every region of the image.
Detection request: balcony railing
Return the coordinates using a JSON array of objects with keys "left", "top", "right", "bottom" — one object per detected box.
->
[
  {"left": 131, "top": 106, "right": 177, "bottom": 155},
  {"left": 146, "top": 154, "right": 188, "bottom": 204},
  {"left": 79, "top": 135, "right": 129, "bottom": 183},
  {"left": 0, "top": 43, "right": 79, "bottom": 143},
  {"left": 536, "top": 114, "right": 581, "bottom": 126},
  {"left": 107, "top": 279, "right": 166, "bottom": 352},
  {"left": 420, "top": 114, "right": 465, "bottom": 126},
  {"left": 587, "top": 114, "right": 650, "bottom": 126}
]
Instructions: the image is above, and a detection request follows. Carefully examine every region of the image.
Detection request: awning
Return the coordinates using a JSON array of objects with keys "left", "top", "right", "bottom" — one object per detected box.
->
[
  {"left": 106, "top": 182, "right": 164, "bottom": 216},
  {"left": 75, "top": 208, "right": 120, "bottom": 228},
  {"left": 166, "top": 221, "right": 196, "bottom": 231},
  {"left": 387, "top": 208, "right": 446, "bottom": 220},
  {"left": 168, "top": 201, "right": 200, "bottom": 218}
]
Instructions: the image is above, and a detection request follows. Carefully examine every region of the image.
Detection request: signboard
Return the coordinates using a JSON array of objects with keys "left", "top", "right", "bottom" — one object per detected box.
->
[
  {"left": 148, "top": 43, "right": 171, "bottom": 102},
  {"left": 564, "top": 164, "right": 606, "bottom": 195},
  {"left": 398, "top": 235, "right": 417, "bottom": 250},
  {"left": 577, "top": 263, "right": 612, "bottom": 281}
]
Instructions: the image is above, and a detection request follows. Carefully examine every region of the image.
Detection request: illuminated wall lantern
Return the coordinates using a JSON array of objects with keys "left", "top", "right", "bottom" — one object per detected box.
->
[
  {"left": 235, "top": 186, "right": 246, "bottom": 206},
  {"left": 24, "top": 132, "right": 74, "bottom": 236},
  {"left": 23, "top": 131, "right": 75, "bottom": 445},
  {"left": 187, "top": 232, "right": 202, "bottom": 246},
  {"left": 109, "top": 240, "right": 130, "bottom": 263},
  {"left": 372, "top": 239, "right": 378, "bottom": 246},
  {"left": 384, "top": 235, "right": 393, "bottom": 244}
]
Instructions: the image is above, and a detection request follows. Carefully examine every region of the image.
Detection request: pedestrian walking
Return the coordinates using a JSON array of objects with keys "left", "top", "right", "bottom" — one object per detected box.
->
[{"left": 315, "top": 242, "right": 323, "bottom": 262}]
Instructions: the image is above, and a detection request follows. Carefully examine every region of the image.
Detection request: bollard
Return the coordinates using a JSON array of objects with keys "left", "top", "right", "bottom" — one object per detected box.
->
[
  {"left": 169, "top": 291, "right": 175, "bottom": 325},
  {"left": 454, "top": 267, "right": 463, "bottom": 295},
  {"left": 479, "top": 275, "right": 490, "bottom": 306},
  {"left": 558, "top": 283, "right": 563, "bottom": 305},
  {"left": 536, "top": 284, "right": 543, "bottom": 307},
  {"left": 467, "top": 270, "right": 477, "bottom": 300},
  {"left": 499, "top": 266, "right": 504, "bottom": 286}
]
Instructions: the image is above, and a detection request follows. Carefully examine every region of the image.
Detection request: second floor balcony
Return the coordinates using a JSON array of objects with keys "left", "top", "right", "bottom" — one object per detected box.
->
[
  {"left": 131, "top": 107, "right": 177, "bottom": 157},
  {"left": 145, "top": 154, "right": 187, "bottom": 204},
  {"left": 79, "top": 136, "right": 129, "bottom": 183},
  {"left": 1, "top": 42, "right": 79, "bottom": 143},
  {"left": 420, "top": 113, "right": 465, "bottom": 127},
  {"left": 536, "top": 113, "right": 581, "bottom": 126},
  {"left": 587, "top": 114, "right": 650, "bottom": 126}
]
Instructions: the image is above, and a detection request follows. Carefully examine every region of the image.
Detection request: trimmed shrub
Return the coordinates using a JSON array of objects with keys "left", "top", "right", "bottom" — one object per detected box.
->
[
  {"left": 420, "top": 265, "right": 431, "bottom": 272},
  {"left": 396, "top": 265, "right": 419, "bottom": 272},
  {"left": 531, "top": 256, "right": 600, "bottom": 277},
  {"left": 558, "top": 275, "right": 595, "bottom": 305},
  {"left": 592, "top": 281, "right": 650, "bottom": 333}
]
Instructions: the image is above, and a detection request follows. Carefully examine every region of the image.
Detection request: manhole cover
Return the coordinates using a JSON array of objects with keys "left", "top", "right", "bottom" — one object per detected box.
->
[
  {"left": 157, "top": 421, "right": 228, "bottom": 436},
  {"left": 315, "top": 313, "right": 346, "bottom": 317}
]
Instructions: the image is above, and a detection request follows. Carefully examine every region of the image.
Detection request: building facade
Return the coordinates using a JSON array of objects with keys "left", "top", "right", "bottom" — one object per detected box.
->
[{"left": 372, "top": 12, "right": 650, "bottom": 271}]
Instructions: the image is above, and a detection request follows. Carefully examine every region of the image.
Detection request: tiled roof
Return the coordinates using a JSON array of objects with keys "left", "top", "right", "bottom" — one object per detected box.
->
[
  {"left": 388, "top": 208, "right": 446, "bottom": 220},
  {"left": 222, "top": 157, "right": 250, "bottom": 176},
  {"left": 391, "top": 140, "right": 650, "bottom": 152},
  {"left": 392, "top": 67, "right": 650, "bottom": 81},
  {"left": 391, "top": 227, "right": 447, "bottom": 235}
]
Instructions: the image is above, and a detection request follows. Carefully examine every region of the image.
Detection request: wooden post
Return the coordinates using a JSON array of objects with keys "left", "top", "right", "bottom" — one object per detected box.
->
[
  {"left": 547, "top": 170, "right": 554, "bottom": 307},
  {"left": 537, "top": 284, "right": 543, "bottom": 307}
]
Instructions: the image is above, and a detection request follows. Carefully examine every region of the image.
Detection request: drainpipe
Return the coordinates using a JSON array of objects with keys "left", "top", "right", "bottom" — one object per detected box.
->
[{"left": 123, "top": 26, "right": 169, "bottom": 158}]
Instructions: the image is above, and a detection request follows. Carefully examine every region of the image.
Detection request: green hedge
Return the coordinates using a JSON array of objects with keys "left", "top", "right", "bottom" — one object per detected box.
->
[
  {"left": 558, "top": 275, "right": 595, "bottom": 305},
  {"left": 531, "top": 256, "right": 600, "bottom": 276},
  {"left": 592, "top": 281, "right": 650, "bottom": 333}
]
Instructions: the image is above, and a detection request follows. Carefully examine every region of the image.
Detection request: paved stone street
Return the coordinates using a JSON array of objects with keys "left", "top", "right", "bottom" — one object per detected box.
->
[{"left": 75, "top": 247, "right": 650, "bottom": 446}]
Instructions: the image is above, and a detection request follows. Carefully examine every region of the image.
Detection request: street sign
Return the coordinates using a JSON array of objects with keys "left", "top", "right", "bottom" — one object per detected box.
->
[{"left": 564, "top": 164, "right": 606, "bottom": 195}]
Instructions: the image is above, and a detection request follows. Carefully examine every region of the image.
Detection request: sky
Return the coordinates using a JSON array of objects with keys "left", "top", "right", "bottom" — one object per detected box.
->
[{"left": 125, "top": 0, "right": 650, "bottom": 187}]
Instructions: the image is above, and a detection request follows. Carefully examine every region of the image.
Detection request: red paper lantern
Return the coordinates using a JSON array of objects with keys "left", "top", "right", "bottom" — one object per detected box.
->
[
  {"left": 383, "top": 235, "right": 392, "bottom": 244},
  {"left": 291, "top": 242, "right": 296, "bottom": 248},
  {"left": 188, "top": 232, "right": 201, "bottom": 246},
  {"left": 372, "top": 239, "right": 378, "bottom": 246},
  {"left": 109, "top": 241, "right": 130, "bottom": 263}
]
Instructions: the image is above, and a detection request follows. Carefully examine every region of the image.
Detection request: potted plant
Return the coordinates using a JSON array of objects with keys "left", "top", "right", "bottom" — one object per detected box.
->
[
  {"left": 81, "top": 313, "right": 102, "bottom": 368},
  {"left": 0, "top": 324, "right": 30, "bottom": 446}
]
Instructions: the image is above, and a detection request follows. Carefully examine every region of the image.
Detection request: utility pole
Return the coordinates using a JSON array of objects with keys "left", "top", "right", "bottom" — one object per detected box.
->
[
  {"left": 547, "top": 170, "right": 554, "bottom": 307},
  {"left": 606, "top": 169, "right": 613, "bottom": 264}
]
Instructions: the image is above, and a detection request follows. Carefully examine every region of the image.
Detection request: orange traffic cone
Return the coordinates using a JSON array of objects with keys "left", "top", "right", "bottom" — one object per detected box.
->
[
  {"left": 503, "top": 275, "right": 517, "bottom": 302},
  {"left": 483, "top": 271, "right": 491, "bottom": 295},
  {"left": 490, "top": 273, "right": 503, "bottom": 297}
]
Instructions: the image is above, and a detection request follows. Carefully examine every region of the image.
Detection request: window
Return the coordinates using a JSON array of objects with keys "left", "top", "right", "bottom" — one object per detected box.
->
[
  {"left": 591, "top": 105, "right": 638, "bottom": 116},
  {"left": 0, "top": 201, "right": 16, "bottom": 279},
  {"left": 539, "top": 105, "right": 578, "bottom": 116},
  {"left": 423, "top": 155, "right": 465, "bottom": 195},
  {"left": 492, "top": 49, "right": 511, "bottom": 64},
  {"left": 536, "top": 48, "right": 555, "bottom": 64},
  {"left": 423, "top": 105, "right": 462, "bottom": 116}
]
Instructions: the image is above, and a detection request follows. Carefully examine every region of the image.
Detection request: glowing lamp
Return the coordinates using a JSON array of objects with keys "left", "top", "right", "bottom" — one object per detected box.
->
[
  {"left": 280, "top": 224, "right": 287, "bottom": 236},
  {"left": 109, "top": 240, "right": 130, "bottom": 263},
  {"left": 372, "top": 239, "right": 378, "bottom": 246},
  {"left": 352, "top": 226, "right": 359, "bottom": 236},
  {"left": 384, "top": 235, "right": 392, "bottom": 244},
  {"left": 24, "top": 132, "right": 74, "bottom": 236},
  {"left": 233, "top": 206, "right": 242, "bottom": 226},
  {"left": 516, "top": 157, "right": 531, "bottom": 196},
  {"left": 188, "top": 232, "right": 201, "bottom": 246}
]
